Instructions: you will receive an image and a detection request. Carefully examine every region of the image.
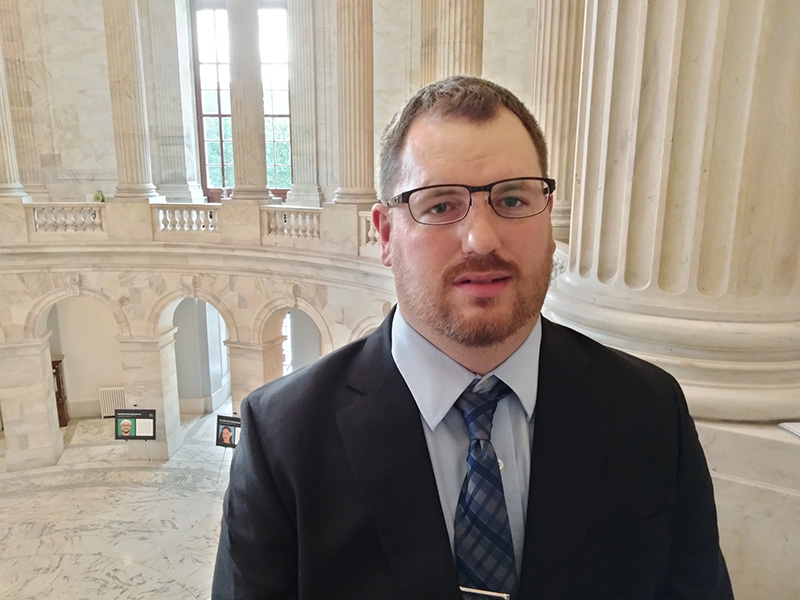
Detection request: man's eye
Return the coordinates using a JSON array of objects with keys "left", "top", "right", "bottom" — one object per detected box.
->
[
  {"left": 499, "top": 196, "right": 526, "bottom": 208},
  {"left": 430, "top": 203, "right": 449, "bottom": 214}
]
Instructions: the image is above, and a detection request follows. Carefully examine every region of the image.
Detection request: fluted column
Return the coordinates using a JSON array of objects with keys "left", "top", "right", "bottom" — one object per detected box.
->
[
  {"left": 0, "top": 30, "right": 26, "bottom": 202},
  {"left": 532, "top": 0, "right": 584, "bottom": 243},
  {"left": 141, "top": 0, "right": 204, "bottom": 203},
  {"left": 227, "top": 0, "right": 275, "bottom": 204},
  {"left": 545, "top": 0, "right": 800, "bottom": 422},
  {"left": 0, "top": 1, "right": 48, "bottom": 201},
  {"left": 435, "top": 0, "right": 484, "bottom": 78},
  {"left": 102, "top": 0, "right": 158, "bottom": 199},
  {"left": 332, "top": 0, "right": 377, "bottom": 204},
  {"left": 285, "top": 0, "right": 323, "bottom": 207},
  {"left": 420, "top": 0, "right": 437, "bottom": 84}
]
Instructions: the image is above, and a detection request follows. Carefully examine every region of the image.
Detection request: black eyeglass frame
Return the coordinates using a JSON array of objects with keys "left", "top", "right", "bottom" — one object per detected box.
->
[{"left": 384, "top": 176, "right": 557, "bottom": 225}]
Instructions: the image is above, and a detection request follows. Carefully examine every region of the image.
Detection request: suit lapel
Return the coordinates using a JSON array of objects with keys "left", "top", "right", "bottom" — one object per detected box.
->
[
  {"left": 517, "top": 318, "right": 613, "bottom": 598},
  {"left": 334, "top": 315, "right": 462, "bottom": 598}
]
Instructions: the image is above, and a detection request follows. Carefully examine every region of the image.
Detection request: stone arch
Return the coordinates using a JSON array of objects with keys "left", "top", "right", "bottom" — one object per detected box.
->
[
  {"left": 148, "top": 287, "right": 239, "bottom": 342},
  {"left": 25, "top": 285, "right": 131, "bottom": 340},
  {"left": 348, "top": 299, "right": 393, "bottom": 342},
  {"left": 253, "top": 295, "right": 334, "bottom": 356}
]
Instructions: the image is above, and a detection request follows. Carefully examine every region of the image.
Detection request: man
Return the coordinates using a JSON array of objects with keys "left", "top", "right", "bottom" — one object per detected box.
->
[
  {"left": 212, "top": 76, "right": 733, "bottom": 599},
  {"left": 118, "top": 419, "right": 133, "bottom": 437}
]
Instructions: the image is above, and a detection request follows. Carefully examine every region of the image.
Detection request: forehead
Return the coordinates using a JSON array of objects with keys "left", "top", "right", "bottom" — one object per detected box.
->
[{"left": 397, "top": 108, "right": 542, "bottom": 189}]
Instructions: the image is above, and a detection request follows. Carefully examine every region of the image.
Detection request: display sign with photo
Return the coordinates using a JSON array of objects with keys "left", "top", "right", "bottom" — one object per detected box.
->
[
  {"left": 216, "top": 415, "right": 241, "bottom": 448},
  {"left": 114, "top": 409, "right": 157, "bottom": 441}
]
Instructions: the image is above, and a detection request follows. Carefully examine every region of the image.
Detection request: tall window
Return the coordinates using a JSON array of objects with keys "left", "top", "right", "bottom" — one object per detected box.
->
[{"left": 192, "top": 1, "right": 290, "bottom": 202}]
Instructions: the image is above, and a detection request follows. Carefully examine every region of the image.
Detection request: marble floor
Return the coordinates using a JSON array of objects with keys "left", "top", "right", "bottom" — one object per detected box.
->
[{"left": 0, "top": 408, "right": 234, "bottom": 600}]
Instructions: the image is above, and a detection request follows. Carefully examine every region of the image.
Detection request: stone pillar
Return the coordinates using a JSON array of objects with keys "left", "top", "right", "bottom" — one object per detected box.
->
[
  {"left": 101, "top": 0, "right": 159, "bottom": 200},
  {"left": 141, "top": 0, "right": 204, "bottom": 203},
  {"left": 227, "top": 0, "right": 275, "bottom": 204},
  {"left": 0, "top": 1, "right": 49, "bottom": 201},
  {"left": 332, "top": 0, "right": 377, "bottom": 205},
  {"left": 0, "top": 337, "right": 63, "bottom": 471},
  {"left": 117, "top": 331, "right": 184, "bottom": 460},
  {"left": 532, "top": 0, "right": 584, "bottom": 243},
  {"left": 420, "top": 0, "right": 437, "bottom": 84},
  {"left": 285, "top": 0, "right": 323, "bottom": 207},
  {"left": 435, "top": 0, "right": 483, "bottom": 78},
  {"left": 0, "top": 26, "right": 28, "bottom": 243},
  {"left": 225, "top": 338, "right": 284, "bottom": 415},
  {"left": 545, "top": 0, "right": 800, "bottom": 422}
]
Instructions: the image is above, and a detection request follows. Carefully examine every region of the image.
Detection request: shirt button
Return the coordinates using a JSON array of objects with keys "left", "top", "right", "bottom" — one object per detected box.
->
[{"left": 497, "top": 459, "right": 504, "bottom": 470}]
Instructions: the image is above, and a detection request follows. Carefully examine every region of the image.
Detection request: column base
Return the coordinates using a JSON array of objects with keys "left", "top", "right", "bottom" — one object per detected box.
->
[
  {"left": 544, "top": 274, "right": 800, "bottom": 422},
  {"left": 286, "top": 183, "right": 324, "bottom": 207},
  {"left": 332, "top": 187, "right": 377, "bottom": 204}
]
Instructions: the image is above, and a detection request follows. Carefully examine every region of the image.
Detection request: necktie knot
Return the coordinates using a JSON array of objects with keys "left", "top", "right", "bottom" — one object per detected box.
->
[{"left": 454, "top": 376, "right": 511, "bottom": 441}]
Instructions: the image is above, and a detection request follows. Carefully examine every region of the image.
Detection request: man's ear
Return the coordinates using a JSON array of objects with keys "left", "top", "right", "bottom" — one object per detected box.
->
[{"left": 371, "top": 203, "right": 392, "bottom": 267}]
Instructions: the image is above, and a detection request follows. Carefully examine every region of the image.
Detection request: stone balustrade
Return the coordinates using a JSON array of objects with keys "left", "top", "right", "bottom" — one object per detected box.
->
[
  {"left": 262, "top": 206, "right": 321, "bottom": 240},
  {"left": 25, "top": 203, "right": 105, "bottom": 233}
]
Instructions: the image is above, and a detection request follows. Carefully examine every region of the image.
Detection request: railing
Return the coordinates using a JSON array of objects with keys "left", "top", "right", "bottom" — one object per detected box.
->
[
  {"left": 263, "top": 207, "right": 321, "bottom": 239},
  {"left": 358, "top": 210, "right": 380, "bottom": 258},
  {"left": 153, "top": 205, "right": 218, "bottom": 233},
  {"left": 29, "top": 203, "right": 105, "bottom": 232}
]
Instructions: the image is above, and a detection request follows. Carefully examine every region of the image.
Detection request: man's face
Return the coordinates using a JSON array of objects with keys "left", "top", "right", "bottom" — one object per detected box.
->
[
  {"left": 120, "top": 421, "right": 131, "bottom": 435},
  {"left": 373, "top": 108, "right": 555, "bottom": 353}
]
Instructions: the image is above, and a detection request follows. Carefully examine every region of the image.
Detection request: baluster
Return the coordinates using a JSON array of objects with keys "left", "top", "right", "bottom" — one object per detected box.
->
[
  {"left": 311, "top": 213, "right": 320, "bottom": 239},
  {"left": 182, "top": 209, "right": 190, "bottom": 232},
  {"left": 208, "top": 209, "right": 217, "bottom": 231}
]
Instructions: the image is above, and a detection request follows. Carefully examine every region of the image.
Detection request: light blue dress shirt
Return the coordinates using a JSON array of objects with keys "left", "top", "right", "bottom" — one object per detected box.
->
[{"left": 391, "top": 309, "right": 540, "bottom": 576}]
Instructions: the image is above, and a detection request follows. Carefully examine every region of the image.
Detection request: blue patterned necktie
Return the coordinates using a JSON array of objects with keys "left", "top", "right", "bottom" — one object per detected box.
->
[{"left": 453, "top": 376, "right": 516, "bottom": 597}]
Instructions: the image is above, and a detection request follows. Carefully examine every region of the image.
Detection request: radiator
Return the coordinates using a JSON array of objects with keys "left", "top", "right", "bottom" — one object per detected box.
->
[{"left": 99, "top": 386, "right": 126, "bottom": 417}]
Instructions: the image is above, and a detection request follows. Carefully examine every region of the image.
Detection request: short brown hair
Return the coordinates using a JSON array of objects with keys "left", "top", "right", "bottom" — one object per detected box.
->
[{"left": 377, "top": 76, "right": 549, "bottom": 202}]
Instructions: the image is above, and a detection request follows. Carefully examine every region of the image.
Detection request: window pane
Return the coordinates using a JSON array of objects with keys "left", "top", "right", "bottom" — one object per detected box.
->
[
  {"left": 275, "top": 142, "right": 290, "bottom": 165},
  {"left": 273, "top": 90, "right": 289, "bottom": 114},
  {"left": 219, "top": 89, "right": 231, "bottom": 114},
  {"left": 199, "top": 64, "right": 218, "bottom": 89},
  {"left": 205, "top": 142, "right": 222, "bottom": 165},
  {"left": 204, "top": 117, "right": 220, "bottom": 141},
  {"left": 265, "top": 142, "right": 275, "bottom": 164},
  {"left": 221, "top": 117, "right": 233, "bottom": 140},
  {"left": 274, "top": 117, "right": 290, "bottom": 141},
  {"left": 264, "top": 117, "right": 274, "bottom": 141},
  {"left": 218, "top": 64, "right": 230, "bottom": 89},
  {"left": 223, "top": 142, "right": 234, "bottom": 165},
  {"left": 201, "top": 90, "right": 218, "bottom": 114},
  {"left": 275, "top": 165, "right": 292, "bottom": 189},
  {"left": 263, "top": 90, "right": 273, "bottom": 114},
  {"left": 207, "top": 166, "right": 223, "bottom": 188},
  {"left": 266, "top": 165, "right": 276, "bottom": 188},
  {"left": 261, "top": 63, "right": 288, "bottom": 91},
  {"left": 224, "top": 168, "right": 234, "bottom": 188},
  {"left": 196, "top": 10, "right": 216, "bottom": 63},
  {"left": 259, "top": 9, "right": 288, "bottom": 63},
  {"left": 215, "top": 10, "right": 230, "bottom": 63}
]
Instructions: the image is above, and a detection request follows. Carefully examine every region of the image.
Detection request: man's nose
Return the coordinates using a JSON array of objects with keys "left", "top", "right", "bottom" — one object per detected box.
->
[{"left": 461, "top": 196, "right": 501, "bottom": 255}]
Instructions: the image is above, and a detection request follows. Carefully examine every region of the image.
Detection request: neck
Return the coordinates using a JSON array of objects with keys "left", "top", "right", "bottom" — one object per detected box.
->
[{"left": 418, "top": 319, "right": 537, "bottom": 375}]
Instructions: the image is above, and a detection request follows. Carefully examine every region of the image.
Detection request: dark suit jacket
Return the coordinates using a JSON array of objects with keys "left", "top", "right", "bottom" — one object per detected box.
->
[{"left": 212, "top": 314, "right": 733, "bottom": 599}]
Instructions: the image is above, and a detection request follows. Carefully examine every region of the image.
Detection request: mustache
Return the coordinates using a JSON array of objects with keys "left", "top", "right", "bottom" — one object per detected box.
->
[{"left": 442, "top": 253, "right": 521, "bottom": 281}]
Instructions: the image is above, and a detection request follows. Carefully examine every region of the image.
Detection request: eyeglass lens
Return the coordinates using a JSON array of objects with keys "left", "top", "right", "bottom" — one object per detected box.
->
[{"left": 409, "top": 178, "right": 551, "bottom": 225}]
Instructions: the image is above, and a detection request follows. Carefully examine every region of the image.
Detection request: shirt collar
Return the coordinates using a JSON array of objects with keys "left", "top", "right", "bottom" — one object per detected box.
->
[{"left": 391, "top": 308, "right": 541, "bottom": 430}]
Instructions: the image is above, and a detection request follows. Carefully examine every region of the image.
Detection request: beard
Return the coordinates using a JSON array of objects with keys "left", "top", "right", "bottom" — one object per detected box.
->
[{"left": 393, "top": 250, "right": 553, "bottom": 348}]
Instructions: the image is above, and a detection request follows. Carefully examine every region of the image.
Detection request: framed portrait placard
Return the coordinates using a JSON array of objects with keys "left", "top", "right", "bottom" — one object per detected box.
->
[
  {"left": 114, "top": 409, "right": 156, "bottom": 441},
  {"left": 216, "top": 415, "right": 241, "bottom": 448}
]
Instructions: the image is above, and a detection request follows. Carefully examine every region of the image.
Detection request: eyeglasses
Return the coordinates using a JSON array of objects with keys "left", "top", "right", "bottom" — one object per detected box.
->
[{"left": 385, "top": 177, "right": 556, "bottom": 225}]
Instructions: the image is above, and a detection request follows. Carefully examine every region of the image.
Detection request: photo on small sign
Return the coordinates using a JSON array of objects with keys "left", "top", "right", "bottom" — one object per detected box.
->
[
  {"left": 114, "top": 408, "right": 157, "bottom": 441},
  {"left": 216, "top": 415, "right": 241, "bottom": 448}
]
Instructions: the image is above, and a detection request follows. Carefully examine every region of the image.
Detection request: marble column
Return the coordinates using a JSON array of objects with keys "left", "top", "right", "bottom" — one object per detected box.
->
[
  {"left": 0, "top": 1, "right": 49, "bottom": 201},
  {"left": 420, "top": 0, "right": 437, "bottom": 84},
  {"left": 227, "top": 0, "right": 275, "bottom": 204},
  {"left": 0, "top": 337, "right": 63, "bottom": 471},
  {"left": 532, "top": 0, "right": 584, "bottom": 243},
  {"left": 285, "top": 0, "right": 323, "bottom": 207},
  {"left": 545, "top": 0, "right": 800, "bottom": 422},
  {"left": 435, "top": 0, "right": 483, "bottom": 78},
  {"left": 140, "top": 0, "right": 204, "bottom": 204},
  {"left": 117, "top": 331, "right": 184, "bottom": 460},
  {"left": 101, "top": 0, "right": 159, "bottom": 200},
  {"left": 332, "top": 0, "right": 377, "bottom": 205},
  {"left": 225, "top": 338, "right": 284, "bottom": 415},
  {"left": 0, "top": 27, "right": 28, "bottom": 243}
]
